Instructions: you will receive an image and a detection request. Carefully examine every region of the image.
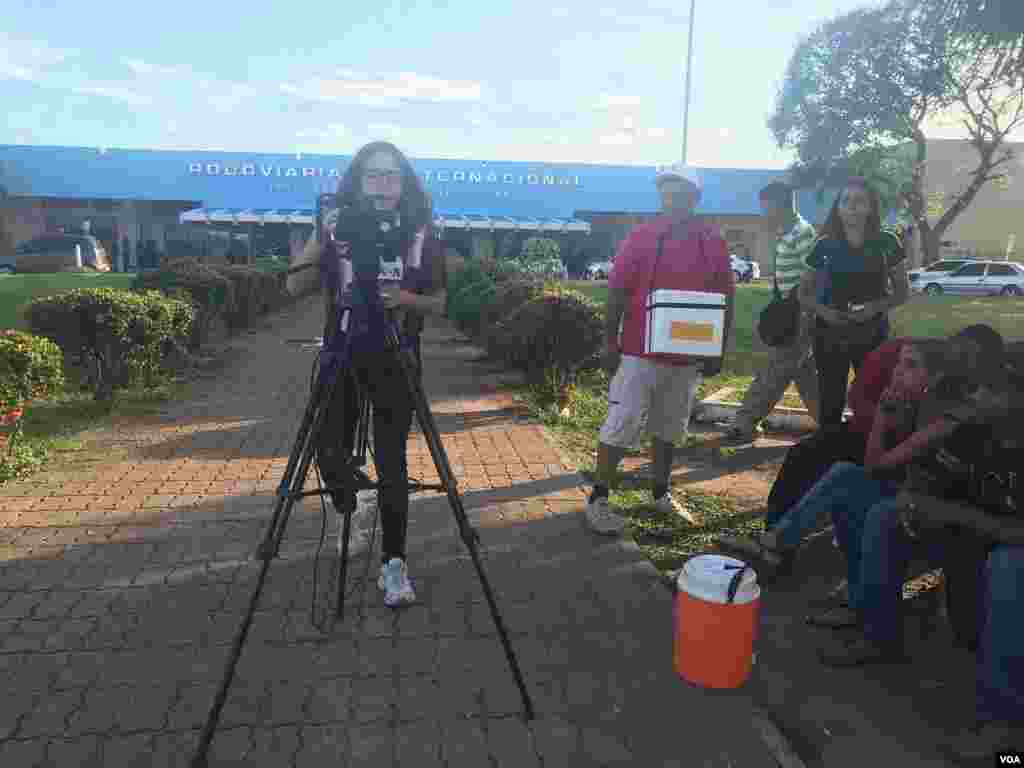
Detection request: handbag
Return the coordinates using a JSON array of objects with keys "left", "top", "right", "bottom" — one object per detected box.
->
[{"left": 757, "top": 277, "right": 800, "bottom": 347}]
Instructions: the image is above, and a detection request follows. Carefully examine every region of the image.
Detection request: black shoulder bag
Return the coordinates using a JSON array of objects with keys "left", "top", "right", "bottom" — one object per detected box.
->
[{"left": 757, "top": 262, "right": 799, "bottom": 348}]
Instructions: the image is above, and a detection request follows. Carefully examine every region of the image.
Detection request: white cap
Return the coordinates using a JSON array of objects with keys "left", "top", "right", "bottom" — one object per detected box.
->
[{"left": 655, "top": 162, "right": 702, "bottom": 191}]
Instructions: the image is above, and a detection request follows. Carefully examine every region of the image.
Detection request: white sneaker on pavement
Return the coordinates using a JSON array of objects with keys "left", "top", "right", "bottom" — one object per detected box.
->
[
  {"left": 654, "top": 492, "right": 695, "bottom": 525},
  {"left": 585, "top": 495, "right": 626, "bottom": 535},
  {"left": 378, "top": 557, "right": 416, "bottom": 608}
]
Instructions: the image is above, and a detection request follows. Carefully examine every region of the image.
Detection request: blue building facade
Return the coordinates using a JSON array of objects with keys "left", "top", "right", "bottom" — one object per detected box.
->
[{"left": 0, "top": 144, "right": 831, "bottom": 270}]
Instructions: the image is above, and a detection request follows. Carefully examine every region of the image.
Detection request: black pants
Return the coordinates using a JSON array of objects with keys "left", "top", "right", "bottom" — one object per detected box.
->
[
  {"left": 813, "top": 323, "right": 887, "bottom": 430},
  {"left": 765, "top": 423, "right": 867, "bottom": 526},
  {"left": 317, "top": 347, "right": 414, "bottom": 562}
]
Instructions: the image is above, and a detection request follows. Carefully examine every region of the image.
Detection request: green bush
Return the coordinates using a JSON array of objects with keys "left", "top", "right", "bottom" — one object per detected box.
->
[
  {"left": 24, "top": 287, "right": 194, "bottom": 401},
  {"left": 445, "top": 262, "right": 499, "bottom": 337},
  {"left": 488, "top": 284, "right": 605, "bottom": 395},
  {"left": 479, "top": 277, "right": 545, "bottom": 355},
  {"left": 133, "top": 257, "right": 234, "bottom": 349},
  {"left": 0, "top": 330, "right": 65, "bottom": 412},
  {"left": 213, "top": 264, "right": 287, "bottom": 329},
  {"left": 507, "top": 236, "right": 564, "bottom": 278}
]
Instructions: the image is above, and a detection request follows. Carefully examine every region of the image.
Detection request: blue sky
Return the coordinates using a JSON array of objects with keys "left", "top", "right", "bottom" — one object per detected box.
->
[{"left": 1, "top": 0, "right": 954, "bottom": 169}]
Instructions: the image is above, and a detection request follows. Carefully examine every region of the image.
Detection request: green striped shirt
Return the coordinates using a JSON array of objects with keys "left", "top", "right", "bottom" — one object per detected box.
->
[{"left": 774, "top": 215, "right": 816, "bottom": 294}]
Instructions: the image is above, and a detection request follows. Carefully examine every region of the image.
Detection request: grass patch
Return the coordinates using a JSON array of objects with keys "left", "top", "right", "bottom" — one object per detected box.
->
[
  {"left": 0, "top": 369, "right": 188, "bottom": 485},
  {"left": 0, "top": 272, "right": 138, "bottom": 330},
  {"left": 504, "top": 284, "right": 1024, "bottom": 576}
]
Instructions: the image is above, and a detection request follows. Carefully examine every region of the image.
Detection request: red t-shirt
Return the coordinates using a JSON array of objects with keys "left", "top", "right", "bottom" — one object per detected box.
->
[
  {"left": 847, "top": 338, "right": 908, "bottom": 435},
  {"left": 608, "top": 216, "right": 734, "bottom": 365}
]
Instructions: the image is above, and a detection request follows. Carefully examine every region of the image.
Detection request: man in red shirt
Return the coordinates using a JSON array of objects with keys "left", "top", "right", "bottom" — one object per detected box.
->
[{"left": 586, "top": 163, "right": 735, "bottom": 535}]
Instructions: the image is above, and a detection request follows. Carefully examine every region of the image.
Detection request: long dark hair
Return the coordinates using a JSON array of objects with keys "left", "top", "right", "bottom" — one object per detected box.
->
[
  {"left": 336, "top": 141, "right": 432, "bottom": 240},
  {"left": 818, "top": 176, "right": 883, "bottom": 244}
]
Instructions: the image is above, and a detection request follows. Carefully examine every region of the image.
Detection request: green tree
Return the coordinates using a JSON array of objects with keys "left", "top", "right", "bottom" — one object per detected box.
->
[
  {"left": 515, "top": 237, "right": 564, "bottom": 277},
  {"left": 771, "top": 0, "right": 1024, "bottom": 264}
]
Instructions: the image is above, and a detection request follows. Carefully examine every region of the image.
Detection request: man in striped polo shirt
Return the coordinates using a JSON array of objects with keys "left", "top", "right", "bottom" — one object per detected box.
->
[{"left": 723, "top": 181, "right": 820, "bottom": 443}]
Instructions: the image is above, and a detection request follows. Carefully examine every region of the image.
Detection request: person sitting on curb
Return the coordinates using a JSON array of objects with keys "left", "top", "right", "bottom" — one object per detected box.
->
[
  {"left": 717, "top": 332, "right": 981, "bottom": 575},
  {"left": 585, "top": 163, "right": 735, "bottom": 535},
  {"left": 722, "top": 180, "right": 819, "bottom": 444},
  {"left": 756, "top": 324, "right": 1007, "bottom": 531},
  {"left": 817, "top": 376, "right": 1023, "bottom": 763}
]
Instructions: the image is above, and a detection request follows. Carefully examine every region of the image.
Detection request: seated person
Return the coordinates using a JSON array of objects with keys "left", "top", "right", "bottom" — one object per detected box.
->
[
  {"left": 817, "top": 376, "right": 1023, "bottom": 762},
  {"left": 718, "top": 325, "right": 1003, "bottom": 572},
  {"left": 718, "top": 337, "right": 958, "bottom": 571},
  {"left": 760, "top": 336, "right": 909, "bottom": 526}
]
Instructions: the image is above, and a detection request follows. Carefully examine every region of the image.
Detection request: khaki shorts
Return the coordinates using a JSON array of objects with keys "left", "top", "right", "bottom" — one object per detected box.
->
[{"left": 598, "top": 355, "right": 702, "bottom": 448}]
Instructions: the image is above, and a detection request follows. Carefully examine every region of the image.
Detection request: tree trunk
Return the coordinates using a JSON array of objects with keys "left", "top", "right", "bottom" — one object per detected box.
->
[{"left": 921, "top": 226, "right": 942, "bottom": 266}]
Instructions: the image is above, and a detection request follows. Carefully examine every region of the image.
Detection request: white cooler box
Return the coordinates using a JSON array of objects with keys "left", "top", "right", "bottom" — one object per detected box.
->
[{"left": 643, "top": 289, "right": 726, "bottom": 360}]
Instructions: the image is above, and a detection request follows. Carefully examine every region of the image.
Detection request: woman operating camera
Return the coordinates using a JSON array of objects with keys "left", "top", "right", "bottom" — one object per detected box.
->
[{"left": 292, "top": 141, "right": 446, "bottom": 608}]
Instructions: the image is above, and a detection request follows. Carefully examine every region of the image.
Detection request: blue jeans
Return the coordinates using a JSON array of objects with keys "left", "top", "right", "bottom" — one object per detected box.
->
[
  {"left": 772, "top": 461, "right": 898, "bottom": 560},
  {"left": 976, "top": 545, "right": 1024, "bottom": 723}
]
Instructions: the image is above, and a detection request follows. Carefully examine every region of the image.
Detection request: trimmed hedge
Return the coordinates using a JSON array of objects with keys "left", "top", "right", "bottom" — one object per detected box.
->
[
  {"left": 25, "top": 287, "right": 194, "bottom": 401},
  {"left": 133, "top": 258, "right": 234, "bottom": 349},
  {"left": 0, "top": 330, "right": 65, "bottom": 412},
  {"left": 487, "top": 285, "right": 604, "bottom": 391},
  {"left": 133, "top": 258, "right": 290, "bottom": 346}
]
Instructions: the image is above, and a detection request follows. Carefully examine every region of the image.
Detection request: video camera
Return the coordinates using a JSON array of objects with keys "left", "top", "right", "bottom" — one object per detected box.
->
[{"left": 317, "top": 193, "right": 406, "bottom": 293}]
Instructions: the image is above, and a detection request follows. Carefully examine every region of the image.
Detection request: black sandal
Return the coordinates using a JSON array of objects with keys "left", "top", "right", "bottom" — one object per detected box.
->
[{"left": 806, "top": 605, "right": 860, "bottom": 628}]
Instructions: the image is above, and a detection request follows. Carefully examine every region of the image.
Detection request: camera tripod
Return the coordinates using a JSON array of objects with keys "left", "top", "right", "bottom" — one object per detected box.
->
[{"left": 190, "top": 300, "right": 534, "bottom": 768}]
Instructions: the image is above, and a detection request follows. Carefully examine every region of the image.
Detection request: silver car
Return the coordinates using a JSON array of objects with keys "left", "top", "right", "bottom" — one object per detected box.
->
[
  {"left": 922, "top": 260, "right": 1024, "bottom": 296},
  {"left": 907, "top": 259, "right": 973, "bottom": 294}
]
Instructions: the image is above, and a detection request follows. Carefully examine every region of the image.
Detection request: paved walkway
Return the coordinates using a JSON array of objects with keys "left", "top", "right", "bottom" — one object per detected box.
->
[{"left": 0, "top": 299, "right": 973, "bottom": 767}]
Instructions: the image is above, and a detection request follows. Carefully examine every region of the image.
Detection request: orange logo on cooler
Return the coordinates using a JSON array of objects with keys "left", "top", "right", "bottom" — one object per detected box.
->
[{"left": 669, "top": 321, "right": 715, "bottom": 342}]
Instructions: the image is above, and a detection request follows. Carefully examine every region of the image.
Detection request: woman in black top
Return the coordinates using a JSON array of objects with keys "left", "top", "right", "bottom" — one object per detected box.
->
[{"left": 799, "top": 178, "right": 909, "bottom": 429}]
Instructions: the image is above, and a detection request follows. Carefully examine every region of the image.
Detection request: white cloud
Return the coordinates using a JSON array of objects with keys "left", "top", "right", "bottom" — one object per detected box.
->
[
  {"left": 296, "top": 123, "right": 349, "bottom": 141},
  {"left": 0, "top": 34, "right": 75, "bottom": 83},
  {"left": 599, "top": 132, "right": 635, "bottom": 146},
  {"left": 367, "top": 122, "right": 402, "bottom": 139},
  {"left": 647, "top": 126, "right": 668, "bottom": 139},
  {"left": 598, "top": 7, "right": 650, "bottom": 27},
  {"left": 595, "top": 93, "right": 643, "bottom": 110},
  {"left": 72, "top": 84, "right": 153, "bottom": 106},
  {"left": 551, "top": 7, "right": 570, "bottom": 17},
  {"left": 123, "top": 58, "right": 180, "bottom": 77},
  {"left": 281, "top": 71, "right": 484, "bottom": 107}
]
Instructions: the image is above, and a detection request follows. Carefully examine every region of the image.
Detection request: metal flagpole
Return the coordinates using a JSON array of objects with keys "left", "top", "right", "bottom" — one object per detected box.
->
[{"left": 682, "top": 0, "right": 696, "bottom": 165}]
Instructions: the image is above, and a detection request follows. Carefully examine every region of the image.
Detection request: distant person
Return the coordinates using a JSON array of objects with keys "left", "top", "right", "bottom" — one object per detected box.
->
[
  {"left": 799, "top": 177, "right": 910, "bottom": 429},
  {"left": 722, "top": 181, "right": 819, "bottom": 444},
  {"left": 585, "top": 163, "right": 735, "bottom": 535}
]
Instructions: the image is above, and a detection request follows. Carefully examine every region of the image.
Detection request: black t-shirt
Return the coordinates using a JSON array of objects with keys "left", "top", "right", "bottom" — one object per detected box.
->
[{"left": 806, "top": 229, "right": 906, "bottom": 308}]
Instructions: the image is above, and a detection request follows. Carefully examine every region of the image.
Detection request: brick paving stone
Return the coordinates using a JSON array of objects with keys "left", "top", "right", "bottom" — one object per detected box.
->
[
  {"left": 349, "top": 676, "right": 395, "bottom": 724},
  {"left": 100, "top": 731, "right": 154, "bottom": 767},
  {"left": 19, "top": 687, "right": 86, "bottom": 738},
  {"left": 307, "top": 676, "right": 353, "bottom": 724},
  {"left": 208, "top": 725, "right": 254, "bottom": 762},
  {"left": 395, "top": 720, "right": 442, "bottom": 767},
  {"left": 294, "top": 724, "right": 348, "bottom": 768},
  {"left": 0, "top": 738, "right": 47, "bottom": 768},
  {"left": 440, "top": 719, "right": 490, "bottom": 768},
  {"left": 487, "top": 716, "right": 542, "bottom": 767},
  {"left": 348, "top": 723, "right": 393, "bottom": 767},
  {"left": 41, "top": 734, "right": 104, "bottom": 768}
]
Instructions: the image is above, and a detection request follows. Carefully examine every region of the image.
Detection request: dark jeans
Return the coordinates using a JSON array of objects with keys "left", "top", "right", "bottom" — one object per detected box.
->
[
  {"left": 766, "top": 423, "right": 867, "bottom": 527},
  {"left": 316, "top": 347, "right": 414, "bottom": 562},
  {"left": 813, "top": 322, "right": 887, "bottom": 430},
  {"left": 843, "top": 501, "right": 1024, "bottom": 724}
]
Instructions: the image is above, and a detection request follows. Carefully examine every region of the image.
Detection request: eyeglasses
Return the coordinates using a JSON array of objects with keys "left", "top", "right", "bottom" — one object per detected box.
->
[{"left": 362, "top": 169, "right": 402, "bottom": 184}]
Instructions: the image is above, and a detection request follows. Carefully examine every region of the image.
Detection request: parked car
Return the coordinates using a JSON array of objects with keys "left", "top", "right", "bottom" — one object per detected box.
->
[
  {"left": 907, "top": 259, "right": 973, "bottom": 293},
  {"left": 730, "top": 254, "right": 760, "bottom": 283},
  {"left": 921, "top": 260, "right": 1024, "bottom": 297},
  {"left": 586, "top": 261, "right": 613, "bottom": 280},
  {"left": 14, "top": 235, "right": 111, "bottom": 273},
  {"left": 0, "top": 253, "right": 15, "bottom": 274}
]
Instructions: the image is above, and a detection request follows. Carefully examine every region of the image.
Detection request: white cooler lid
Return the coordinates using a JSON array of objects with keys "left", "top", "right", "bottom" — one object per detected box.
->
[{"left": 677, "top": 554, "right": 760, "bottom": 605}]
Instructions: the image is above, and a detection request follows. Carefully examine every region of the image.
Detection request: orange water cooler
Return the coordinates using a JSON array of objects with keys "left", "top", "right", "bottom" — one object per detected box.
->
[{"left": 673, "top": 554, "right": 761, "bottom": 689}]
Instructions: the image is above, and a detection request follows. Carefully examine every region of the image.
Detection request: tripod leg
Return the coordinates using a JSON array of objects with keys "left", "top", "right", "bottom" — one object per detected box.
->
[
  {"left": 257, "top": 375, "right": 324, "bottom": 559},
  {"left": 389, "top": 332, "right": 535, "bottom": 721},
  {"left": 333, "top": 370, "right": 354, "bottom": 620}
]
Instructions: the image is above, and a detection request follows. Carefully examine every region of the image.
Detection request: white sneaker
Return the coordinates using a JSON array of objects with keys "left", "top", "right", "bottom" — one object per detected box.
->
[
  {"left": 378, "top": 557, "right": 416, "bottom": 608},
  {"left": 585, "top": 495, "right": 626, "bottom": 536},
  {"left": 655, "top": 492, "right": 695, "bottom": 525}
]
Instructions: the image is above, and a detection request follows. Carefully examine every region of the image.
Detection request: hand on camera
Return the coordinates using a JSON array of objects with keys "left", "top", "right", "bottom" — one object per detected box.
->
[{"left": 380, "top": 284, "right": 413, "bottom": 311}]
